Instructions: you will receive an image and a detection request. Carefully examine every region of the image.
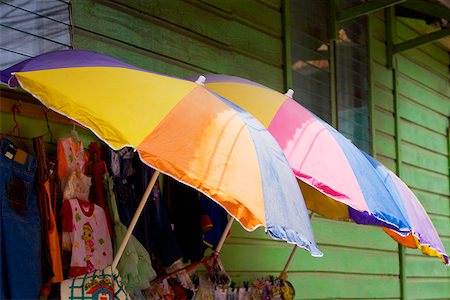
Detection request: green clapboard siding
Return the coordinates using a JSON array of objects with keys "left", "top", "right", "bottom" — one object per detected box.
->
[
  {"left": 371, "top": 11, "right": 450, "bottom": 300},
  {"left": 71, "top": 0, "right": 284, "bottom": 90}
]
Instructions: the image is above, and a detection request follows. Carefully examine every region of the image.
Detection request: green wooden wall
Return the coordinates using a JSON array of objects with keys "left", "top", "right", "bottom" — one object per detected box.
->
[
  {"left": 68, "top": 1, "right": 449, "bottom": 299},
  {"left": 370, "top": 10, "right": 450, "bottom": 300}
]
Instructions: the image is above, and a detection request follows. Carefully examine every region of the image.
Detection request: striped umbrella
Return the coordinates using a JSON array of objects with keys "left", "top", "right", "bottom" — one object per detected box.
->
[
  {"left": 1, "top": 50, "right": 322, "bottom": 271},
  {"left": 195, "top": 74, "right": 448, "bottom": 265}
]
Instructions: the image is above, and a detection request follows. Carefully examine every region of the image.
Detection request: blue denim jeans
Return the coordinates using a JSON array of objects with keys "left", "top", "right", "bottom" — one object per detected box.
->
[{"left": 0, "top": 139, "right": 41, "bottom": 299}]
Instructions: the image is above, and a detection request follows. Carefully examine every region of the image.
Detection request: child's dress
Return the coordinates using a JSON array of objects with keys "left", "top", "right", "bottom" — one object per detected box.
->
[{"left": 61, "top": 198, "right": 113, "bottom": 278}]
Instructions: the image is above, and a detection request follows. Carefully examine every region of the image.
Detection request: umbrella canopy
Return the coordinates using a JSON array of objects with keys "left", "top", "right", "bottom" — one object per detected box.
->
[
  {"left": 0, "top": 50, "right": 322, "bottom": 257},
  {"left": 195, "top": 74, "right": 448, "bottom": 264},
  {"left": 362, "top": 152, "right": 448, "bottom": 264}
]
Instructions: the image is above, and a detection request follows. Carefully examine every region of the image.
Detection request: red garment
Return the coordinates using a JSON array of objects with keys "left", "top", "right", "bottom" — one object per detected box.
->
[{"left": 87, "top": 142, "right": 112, "bottom": 236}]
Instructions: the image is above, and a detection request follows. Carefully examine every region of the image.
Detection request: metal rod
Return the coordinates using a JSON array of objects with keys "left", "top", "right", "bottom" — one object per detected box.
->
[
  {"left": 280, "top": 212, "right": 315, "bottom": 278},
  {"left": 214, "top": 217, "right": 235, "bottom": 254},
  {"left": 111, "top": 170, "right": 160, "bottom": 271}
]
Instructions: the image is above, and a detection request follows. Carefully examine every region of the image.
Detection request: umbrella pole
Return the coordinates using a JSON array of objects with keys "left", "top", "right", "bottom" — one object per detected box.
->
[
  {"left": 214, "top": 217, "right": 235, "bottom": 254},
  {"left": 111, "top": 170, "right": 160, "bottom": 271},
  {"left": 279, "top": 212, "right": 315, "bottom": 279}
]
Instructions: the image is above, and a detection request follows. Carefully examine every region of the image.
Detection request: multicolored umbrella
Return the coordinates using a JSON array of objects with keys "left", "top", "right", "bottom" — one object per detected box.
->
[
  {"left": 195, "top": 74, "right": 448, "bottom": 264},
  {"left": 0, "top": 50, "right": 323, "bottom": 267},
  {"left": 362, "top": 152, "right": 448, "bottom": 264}
]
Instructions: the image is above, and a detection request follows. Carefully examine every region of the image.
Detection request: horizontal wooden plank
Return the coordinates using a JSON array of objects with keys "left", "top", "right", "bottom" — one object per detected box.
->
[
  {"left": 72, "top": 29, "right": 205, "bottom": 78},
  {"left": 313, "top": 218, "right": 398, "bottom": 251},
  {"left": 405, "top": 254, "right": 450, "bottom": 277},
  {"left": 220, "top": 243, "right": 399, "bottom": 275},
  {"left": 396, "top": 45, "right": 449, "bottom": 79},
  {"left": 399, "top": 97, "right": 449, "bottom": 135},
  {"left": 400, "top": 121, "right": 448, "bottom": 156},
  {"left": 258, "top": 0, "right": 281, "bottom": 10},
  {"left": 377, "top": 155, "right": 397, "bottom": 173},
  {"left": 372, "top": 61, "right": 393, "bottom": 90},
  {"left": 375, "top": 108, "right": 395, "bottom": 135},
  {"left": 370, "top": 14, "right": 386, "bottom": 43},
  {"left": 72, "top": 0, "right": 284, "bottom": 90},
  {"left": 397, "top": 56, "right": 450, "bottom": 97},
  {"left": 221, "top": 271, "right": 400, "bottom": 299},
  {"left": 427, "top": 215, "right": 450, "bottom": 238},
  {"left": 412, "top": 189, "right": 450, "bottom": 217},
  {"left": 397, "top": 78, "right": 450, "bottom": 116},
  {"left": 0, "top": 111, "right": 97, "bottom": 148},
  {"left": 396, "top": 18, "right": 449, "bottom": 66},
  {"left": 370, "top": 36, "right": 387, "bottom": 65},
  {"left": 373, "top": 83, "right": 394, "bottom": 112},
  {"left": 289, "top": 273, "right": 400, "bottom": 299},
  {"left": 229, "top": 217, "right": 398, "bottom": 252},
  {"left": 405, "top": 277, "right": 450, "bottom": 300},
  {"left": 400, "top": 163, "right": 449, "bottom": 196},
  {"left": 400, "top": 142, "right": 449, "bottom": 175},
  {"left": 110, "top": 0, "right": 283, "bottom": 65},
  {"left": 196, "top": 0, "right": 282, "bottom": 35},
  {"left": 375, "top": 130, "right": 396, "bottom": 159}
]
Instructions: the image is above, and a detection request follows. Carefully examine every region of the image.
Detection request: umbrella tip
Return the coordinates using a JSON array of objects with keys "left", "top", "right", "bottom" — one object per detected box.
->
[
  {"left": 195, "top": 75, "right": 206, "bottom": 86},
  {"left": 285, "top": 89, "right": 294, "bottom": 98}
]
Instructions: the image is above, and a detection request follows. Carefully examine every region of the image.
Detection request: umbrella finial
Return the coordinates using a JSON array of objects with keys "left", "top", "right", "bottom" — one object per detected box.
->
[
  {"left": 285, "top": 89, "right": 294, "bottom": 98},
  {"left": 195, "top": 75, "right": 206, "bottom": 86}
]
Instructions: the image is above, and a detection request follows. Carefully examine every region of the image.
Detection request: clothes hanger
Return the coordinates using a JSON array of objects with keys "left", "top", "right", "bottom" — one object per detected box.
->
[
  {"left": 0, "top": 104, "right": 27, "bottom": 151},
  {"left": 71, "top": 123, "right": 80, "bottom": 144},
  {"left": 34, "top": 109, "right": 54, "bottom": 144}
]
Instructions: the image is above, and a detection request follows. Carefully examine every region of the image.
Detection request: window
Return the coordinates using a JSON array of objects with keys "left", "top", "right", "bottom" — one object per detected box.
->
[
  {"left": 290, "top": 0, "right": 332, "bottom": 124},
  {"left": 336, "top": 0, "right": 370, "bottom": 153},
  {"left": 289, "top": 0, "right": 370, "bottom": 152},
  {"left": 0, "top": 0, "right": 71, "bottom": 70}
]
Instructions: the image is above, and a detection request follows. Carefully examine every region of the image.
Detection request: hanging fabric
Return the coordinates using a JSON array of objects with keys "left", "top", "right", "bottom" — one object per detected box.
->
[
  {"left": 0, "top": 138, "right": 42, "bottom": 299},
  {"left": 104, "top": 170, "right": 156, "bottom": 291},
  {"left": 57, "top": 131, "right": 86, "bottom": 191},
  {"left": 60, "top": 197, "right": 113, "bottom": 278},
  {"left": 33, "top": 136, "right": 63, "bottom": 297},
  {"left": 87, "top": 142, "right": 112, "bottom": 235}
]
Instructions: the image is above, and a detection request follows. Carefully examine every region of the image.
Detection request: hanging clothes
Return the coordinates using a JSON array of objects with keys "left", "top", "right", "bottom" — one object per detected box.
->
[
  {"left": 33, "top": 136, "right": 63, "bottom": 296},
  {"left": 62, "top": 169, "right": 91, "bottom": 200},
  {"left": 0, "top": 138, "right": 42, "bottom": 299},
  {"left": 87, "top": 142, "right": 112, "bottom": 235},
  {"left": 32, "top": 136, "right": 54, "bottom": 284},
  {"left": 200, "top": 194, "right": 229, "bottom": 249},
  {"left": 142, "top": 167, "right": 182, "bottom": 269},
  {"left": 165, "top": 177, "right": 206, "bottom": 263},
  {"left": 57, "top": 134, "right": 86, "bottom": 190},
  {"left": 104, "top": 170, "right": 156, "bottom": 291},
  {"left": 109, "top": 148, "right": 142, "bottom": 228},
  {"left": 60, "top": 198, "right": 113, "bottom": 278}
]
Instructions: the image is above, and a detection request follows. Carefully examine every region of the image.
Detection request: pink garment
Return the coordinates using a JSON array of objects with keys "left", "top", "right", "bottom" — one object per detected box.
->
[
  {"left": 57, "top": 135, "right": 86, "bottom": 190},
  {"left": 61, "top": 199, "right": 113, "bottom": 278}
]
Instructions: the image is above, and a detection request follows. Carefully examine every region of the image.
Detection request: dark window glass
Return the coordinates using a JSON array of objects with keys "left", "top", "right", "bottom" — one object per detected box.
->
[
  {"left": 0, "top": 0, "right": 71, "bottom": 69},
  {"left": 290, "top": 0, "right": 332, "bottom": 124},
  {"left": 336, "top": 13, "right": 370, "bottom": 153},
  {"left": 290, "top": 0, "right": 371, "bottom": 152}
]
